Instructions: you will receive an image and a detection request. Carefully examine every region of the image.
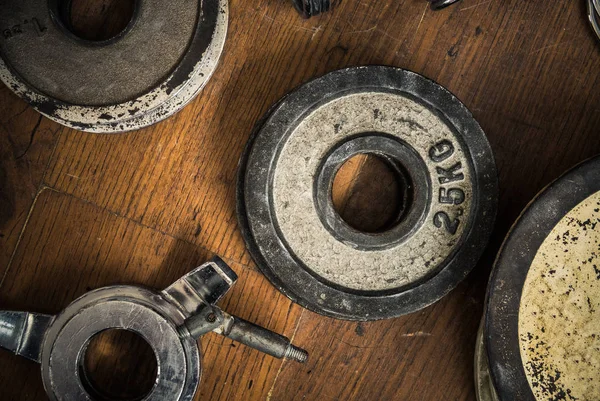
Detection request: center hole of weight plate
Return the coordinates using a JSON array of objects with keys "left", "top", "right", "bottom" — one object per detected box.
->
[
  {"left": 59, "top": 0, "right": 137, "bottom": 42},
  {"left": 80, "top": 329, "right": 158, "bottom": 401},
  {"left": 331, "top": 153, "right": 413, "bottom": 233}
]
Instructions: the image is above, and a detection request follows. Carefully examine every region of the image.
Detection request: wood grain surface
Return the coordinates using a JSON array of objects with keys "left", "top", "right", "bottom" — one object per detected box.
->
[{"left": 0, "top": 0, "right": 599, "bottom": 400}]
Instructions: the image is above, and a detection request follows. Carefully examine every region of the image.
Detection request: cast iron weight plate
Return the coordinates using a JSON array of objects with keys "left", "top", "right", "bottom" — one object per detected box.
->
[
  {"left": 237, "top": 66, "right": 498, "bottom": 321},
  {"left": 484, "top": 155, "right": 600, "bottom": 401},
  {"left": 0, "top": 0, "right": 227, "bottom": 133}
]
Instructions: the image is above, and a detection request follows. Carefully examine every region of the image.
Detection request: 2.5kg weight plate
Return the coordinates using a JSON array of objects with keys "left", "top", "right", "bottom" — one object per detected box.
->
[
  {"left": 0, "top": 0, "right": 227, "bottom": 133},
  {"left": 237, "top": 66, "right": 498, "bottom": 320}
]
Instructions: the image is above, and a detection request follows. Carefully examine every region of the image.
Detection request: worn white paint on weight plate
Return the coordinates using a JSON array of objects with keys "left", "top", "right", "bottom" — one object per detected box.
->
[
  {"left": 0, "top": 0, "right": 228, "bottom": 133},
  {"left": 272, "top": 92, "right": 473, "bottom": 291},
  {"left": 519, "top": 191, "right": 600, "bottom": 401}
]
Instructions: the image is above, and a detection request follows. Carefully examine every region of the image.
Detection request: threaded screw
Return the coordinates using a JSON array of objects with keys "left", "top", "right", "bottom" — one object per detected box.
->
[{"left": 285, "top": 345, "right": 309, "bottom": 363}]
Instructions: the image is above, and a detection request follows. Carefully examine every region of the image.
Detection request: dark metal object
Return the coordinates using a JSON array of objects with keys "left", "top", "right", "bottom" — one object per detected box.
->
[
  {"left": 429, "top": 0, "right": 462, "bottom": 10},
  {"left": 484, "top": 155, "right": 600, "bottom": 401},
  {"left": 219, "top": 317, "right": 308, "bottom": 361},
  {"left": 237, "top": 66, "right": 498, "bottom": 321},
  {"left": 314, "top": 135, "right": 430, "bottom": 250},
  {"left": 0, "top": 312, "right": 53, "bottom": 363},
  {"left": 291, "top": 0, "right": 460, "bottom": 18},
  {"left": 475, "top": 321, "right": 499, "bottom": 401},
  {"left": 0, "top": 258, "right": 307, "bottom": 401},
  {"left": 588, "top": 0, "right": 600, "bottom": 40},
  {"left": 0, "top": 0, "right": 227, "bottom": 133},
  {"left": 292, "top": 0, "right": 330, "bottom": 18}
]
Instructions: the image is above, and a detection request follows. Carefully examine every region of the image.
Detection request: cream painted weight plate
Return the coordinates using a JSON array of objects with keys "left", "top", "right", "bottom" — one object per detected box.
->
[
  {"left": 237, "top": 66, "right": 498, "bottom": 320},
  {"left": 484, "top": 155, "right": 600, "bottom": 401}
]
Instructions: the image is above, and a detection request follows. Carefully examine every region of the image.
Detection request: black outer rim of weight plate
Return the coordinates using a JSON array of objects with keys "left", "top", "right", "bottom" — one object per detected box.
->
[
  {"left": 0, "top": 0, "right": 225, "bottom": 133},
  {"left": 484, "top": 155, "right": 600, "bottom": 401},
  {"left": 237, "top": 66, "right": 498, "bottom": 321}
]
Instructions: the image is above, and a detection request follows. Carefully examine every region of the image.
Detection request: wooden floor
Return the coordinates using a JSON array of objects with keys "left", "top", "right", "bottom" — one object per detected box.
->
[{"left": 1, "top": 0, "right": 599, "bottom": 400}]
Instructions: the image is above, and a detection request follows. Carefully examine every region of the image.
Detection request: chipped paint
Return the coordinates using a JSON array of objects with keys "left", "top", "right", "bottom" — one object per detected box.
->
[
  {"left": 0, "top": 0, "right": 228, "bottom": 133},
  {"left": 272, "top": 92, "right": 474, "bottom": 291},
  {"left": 519, "top": 191, "right": 600, "bottom": 401}
]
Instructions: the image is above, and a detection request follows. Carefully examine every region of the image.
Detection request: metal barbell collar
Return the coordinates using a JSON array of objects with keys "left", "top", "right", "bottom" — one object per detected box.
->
[{"left": 0, "top": 257, "right": 308, "bottom": 401}]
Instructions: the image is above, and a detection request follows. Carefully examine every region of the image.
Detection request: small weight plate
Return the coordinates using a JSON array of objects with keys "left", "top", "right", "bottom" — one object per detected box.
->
[
  {"left": 237, "top": 66, "right": 498, "bottom": 320},
  {"left": 0, "top": 0, "right": 227, "bottom": 133},
  {"left": 485, "top": 155, "right": 600, "bottom": 401}
]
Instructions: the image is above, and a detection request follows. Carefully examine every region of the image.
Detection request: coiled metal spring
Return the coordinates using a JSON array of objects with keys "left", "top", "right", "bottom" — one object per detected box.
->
[
  {"left": 292, "top": 0, "right": 462, "bottom": 18},
  {"left": 588, "top": 0, "right": 600, "bottom": 40}
]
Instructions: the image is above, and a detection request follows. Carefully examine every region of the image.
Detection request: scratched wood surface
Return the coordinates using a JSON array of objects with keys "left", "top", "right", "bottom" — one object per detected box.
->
[{"left": 0, "top": 0, "right": 599, "bottom": 400}]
